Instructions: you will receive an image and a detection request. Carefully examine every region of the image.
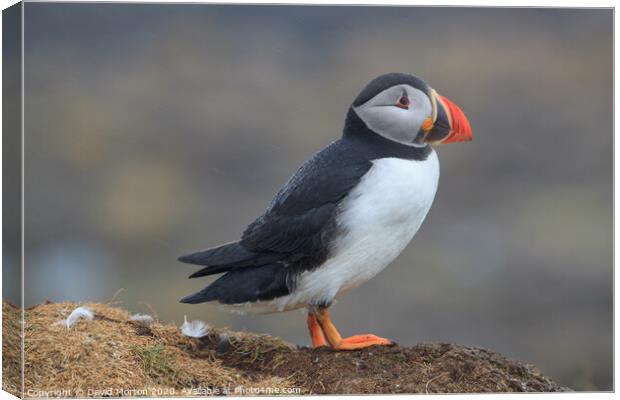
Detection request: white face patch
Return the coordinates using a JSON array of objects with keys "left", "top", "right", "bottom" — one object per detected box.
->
[{"left": 353, "top": 85, "right": 432, "bottom": 146}]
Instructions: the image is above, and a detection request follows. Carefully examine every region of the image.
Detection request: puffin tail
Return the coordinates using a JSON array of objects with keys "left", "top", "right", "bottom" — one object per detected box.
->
[{"left": 179, "top": 264, "right": 290, "bottom": 304}]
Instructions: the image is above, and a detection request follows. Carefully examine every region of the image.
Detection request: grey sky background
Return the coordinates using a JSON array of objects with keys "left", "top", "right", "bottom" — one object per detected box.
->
[{"left": 5, "top": 4, "right": 612, "bottom": 390}]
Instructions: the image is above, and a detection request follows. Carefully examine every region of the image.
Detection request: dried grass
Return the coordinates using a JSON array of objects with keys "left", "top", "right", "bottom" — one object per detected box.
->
[
  {"left": 3, "top": 301, "right": 22, "bottom": 397},
  {"left": 3, "top": 299, "right": 568, "bottom": 397},
  {"left": 3, "top": 300, "right": 293, "bottom": 397}
]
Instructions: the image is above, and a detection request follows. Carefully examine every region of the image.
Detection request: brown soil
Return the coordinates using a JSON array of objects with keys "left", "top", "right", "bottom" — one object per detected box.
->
[{"left": 3, "top": 300, "right": 570, "bottom": 397}]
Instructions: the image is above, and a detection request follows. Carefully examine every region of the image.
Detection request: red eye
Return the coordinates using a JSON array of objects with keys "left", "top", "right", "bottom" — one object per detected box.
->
[{"left": 395, "top": 95, "right": 410, "bottom": 109}]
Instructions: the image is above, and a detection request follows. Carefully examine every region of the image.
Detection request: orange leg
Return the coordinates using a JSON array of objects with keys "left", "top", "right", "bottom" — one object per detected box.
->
[
  {"left": 307, "top": 313, "right": 327, "bottom": 348},
  {"left": 313, "top": 308, "right": 394, "bottom": 350}
]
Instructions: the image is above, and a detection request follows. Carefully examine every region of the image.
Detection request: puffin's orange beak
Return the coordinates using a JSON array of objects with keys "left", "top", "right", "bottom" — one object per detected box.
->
[
  {"left": 436, "top": 95, "right": 472, "bottom": 143},
  {"left": 424, "top": 92, "right": 473, "bottom": 144}
]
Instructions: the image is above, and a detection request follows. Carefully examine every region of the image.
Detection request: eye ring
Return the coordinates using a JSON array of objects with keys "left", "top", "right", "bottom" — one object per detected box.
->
[{"left": 395, "top": 94, "right": 410, "bottom": 110}]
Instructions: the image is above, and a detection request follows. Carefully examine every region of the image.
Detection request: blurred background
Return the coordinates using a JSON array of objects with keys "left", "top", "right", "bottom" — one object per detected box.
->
[{"left": 4, "top": 4, "right": 612, "bottom": 391}]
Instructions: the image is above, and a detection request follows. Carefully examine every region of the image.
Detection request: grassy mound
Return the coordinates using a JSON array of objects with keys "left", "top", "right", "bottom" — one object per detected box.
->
[{"left": 3, "top": 300, "right": 569, "bottom": 397}]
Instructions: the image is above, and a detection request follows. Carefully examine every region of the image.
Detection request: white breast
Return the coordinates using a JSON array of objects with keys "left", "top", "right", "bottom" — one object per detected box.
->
[{"left": 264, "top": 150, "right": 440, "bottom": 312}]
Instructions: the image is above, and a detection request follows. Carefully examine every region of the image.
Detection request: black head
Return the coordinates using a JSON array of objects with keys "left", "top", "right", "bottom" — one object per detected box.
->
[{"left": 351, "top": 73, "right": 432, "bottom": 107}]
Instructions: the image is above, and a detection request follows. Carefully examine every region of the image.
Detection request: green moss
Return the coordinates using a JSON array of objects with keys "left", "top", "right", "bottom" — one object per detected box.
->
[{"left": 132, "top": 344, "right": 192, "bottom": 386}]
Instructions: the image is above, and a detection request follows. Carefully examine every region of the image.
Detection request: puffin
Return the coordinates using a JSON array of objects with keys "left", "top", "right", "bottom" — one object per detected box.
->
[{"left": 179, "top": 73, "right": 472, "bottom": 350}]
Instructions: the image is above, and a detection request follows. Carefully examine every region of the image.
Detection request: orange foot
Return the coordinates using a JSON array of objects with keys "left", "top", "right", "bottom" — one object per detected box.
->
[
  {"left": 311, "top": 307, "right": 394, "bottom": 351},
  {"left": 334, "top": 334, "right": 394, "bottom": 350}
]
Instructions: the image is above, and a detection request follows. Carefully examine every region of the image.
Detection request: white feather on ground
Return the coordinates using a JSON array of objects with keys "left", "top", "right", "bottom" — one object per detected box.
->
[
  {"left": 131, "top": 313, "right": 154, "bottom": 326},
  {"left": 57, "top": 306, "right": 94, "bottom": 328},
  {"left": 181, "top": 316, "right": 209, "bottom": 338}
]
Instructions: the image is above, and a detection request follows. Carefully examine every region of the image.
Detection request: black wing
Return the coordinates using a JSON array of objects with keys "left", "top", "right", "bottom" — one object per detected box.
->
[{"left": 178, "top": 138, "right": 373, "bottom": 276}]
